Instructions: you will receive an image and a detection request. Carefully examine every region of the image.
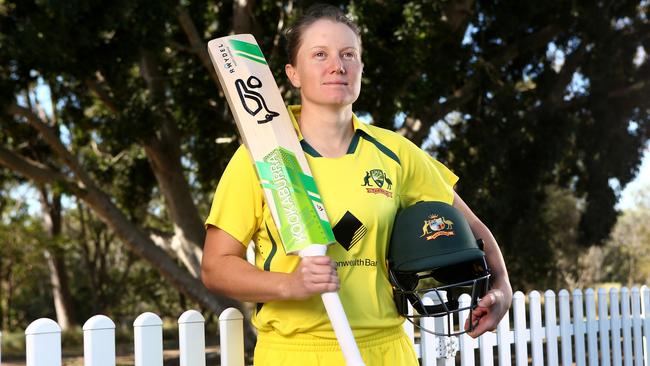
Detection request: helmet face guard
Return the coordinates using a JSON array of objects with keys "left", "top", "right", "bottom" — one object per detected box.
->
[
  {"left": 389, "top": 259, "right": 491, "bottom": 336},
  {"left": 388, "top": 201, "right": 491, "bottom": 336}
]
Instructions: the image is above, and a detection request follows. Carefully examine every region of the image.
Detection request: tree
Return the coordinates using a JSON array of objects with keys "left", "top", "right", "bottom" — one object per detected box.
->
[
  {"left": 0, "top": 0, "right": 253, "bottom": 343},
  {"left": 0, "top": 0, "right": 648, "bottom": 306},
  {"left": 347, "top": 0, "right": 649, "bottom": 287},
  {"left": 602, "top": 179, "right": 650, "bottom": 286},
  {"left": 0, "top": 189, "right": 54, "bottom": 330}
]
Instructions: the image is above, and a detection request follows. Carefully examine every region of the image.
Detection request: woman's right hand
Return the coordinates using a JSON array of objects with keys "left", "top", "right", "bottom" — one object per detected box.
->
[
  {"left": 283, "top": 256, "right": 340, "bottom": 300},
  {"left": 202, "top": 226, "right": 339, "bottom": 302}
]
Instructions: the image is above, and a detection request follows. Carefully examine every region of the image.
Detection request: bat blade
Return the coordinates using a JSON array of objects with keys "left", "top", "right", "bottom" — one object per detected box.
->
[{"left": 207, "top": 34, "right": 335, "bottom": 254}]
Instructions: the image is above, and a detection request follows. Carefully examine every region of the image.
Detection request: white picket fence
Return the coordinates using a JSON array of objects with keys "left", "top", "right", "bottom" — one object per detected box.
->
[{"left": 3, "top": 286, "right": 650, "bottom": 365}]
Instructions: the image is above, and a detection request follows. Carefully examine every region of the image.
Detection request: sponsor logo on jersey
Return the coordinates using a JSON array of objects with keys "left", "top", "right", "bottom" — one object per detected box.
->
[
  {"left": 333, "top": 211, "right": 367, "bottom": 251},
  {"left": 420, "top": 214, "right": 455, "bottom": 241},
  {"left": 335, "top": 258, "right": 378, "bottom": 268},
  {"left": 361, "top": 169, "right": 393, "bottom": 197}
]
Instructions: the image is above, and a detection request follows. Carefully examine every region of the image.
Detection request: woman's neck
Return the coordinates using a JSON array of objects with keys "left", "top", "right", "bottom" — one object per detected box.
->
[{"left": 298, "top": 103, "right": 355, "bottom": 158}]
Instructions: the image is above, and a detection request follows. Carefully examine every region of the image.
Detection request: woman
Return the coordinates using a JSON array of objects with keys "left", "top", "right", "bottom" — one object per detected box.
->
[{"left": 202, "top": 4, "right": 512, "bottom": 365}]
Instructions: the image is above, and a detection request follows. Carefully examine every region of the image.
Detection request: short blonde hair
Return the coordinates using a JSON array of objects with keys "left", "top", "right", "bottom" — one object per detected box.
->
[{"left": 284, "top": 3, "right": 362, "bottom": 66}]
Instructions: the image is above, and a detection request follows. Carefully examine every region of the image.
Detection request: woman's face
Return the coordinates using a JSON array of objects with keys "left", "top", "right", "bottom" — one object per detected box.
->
[{"left": 285, "top": 19, "right": 363, "bottom": 109}]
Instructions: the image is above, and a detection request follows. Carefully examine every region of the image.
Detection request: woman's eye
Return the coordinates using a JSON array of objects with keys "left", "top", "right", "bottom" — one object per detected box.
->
[{"left": 315, "top": 51, "right": 326, "bottom": 58}]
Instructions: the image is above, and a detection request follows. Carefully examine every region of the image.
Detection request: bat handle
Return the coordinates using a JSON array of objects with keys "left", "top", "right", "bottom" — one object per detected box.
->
[
  {"left": 300, "top": 245, "right": 366, "bottom": 366},
  {"left": 321, "top": 292, "right": 366, "bottom": 365}
]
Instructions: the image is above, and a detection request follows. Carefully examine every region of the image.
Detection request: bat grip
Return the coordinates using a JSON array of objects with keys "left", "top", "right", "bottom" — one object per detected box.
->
[{"left": 300, "top": 245, "right": 366, "bottom": 366}]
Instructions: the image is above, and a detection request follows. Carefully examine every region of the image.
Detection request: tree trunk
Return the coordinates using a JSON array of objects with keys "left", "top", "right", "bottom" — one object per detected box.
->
[
  {"left": 140, "top": 48, "right": 204, "bottom": 278},
  {"left": 233, "top": 0, "right": 258, "bottom": 35},
  {"left": 44, "top": 250, "right": 75, "bottom": 330},
  {"left": 0, "top": 266, "right": 5, "bottom": 330},
  {"left": 40, "top": 188, "right": 76, "bottom": 330}
]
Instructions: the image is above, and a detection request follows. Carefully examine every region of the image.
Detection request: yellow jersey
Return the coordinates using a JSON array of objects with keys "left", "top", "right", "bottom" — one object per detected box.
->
[{"left": 205, "top": 105, "right": 458, "bottom": 339}]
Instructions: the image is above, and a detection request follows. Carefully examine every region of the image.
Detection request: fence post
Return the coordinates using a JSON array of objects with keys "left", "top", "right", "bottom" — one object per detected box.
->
[
  {"left": 178, "top": 310, "right": 206, "bottom": 366},
  {"left": 529, "top": 291, "right": 543, "bottom": 366},
  {"left": 622, "top": 287, "right": 633, "bottom": 366},
  {"left": 585, "top": 288, "right": 598, "bottom": 366},
  {"left": 559, "top": 289, "right": 573, "bottom": 366},
  {"left": 83, "top": 315, "right": 116, "bottom": 366},
  {"left": 641, "top": 286, "right": 650, "bottom": 366},
  {"left": 598, "top": 288, "right": 611, "bottom": 366},
  {"left": 573, "top": 289, "right": 587, "bottom": 366},
  {"left": 458, "top": 294, "right": 475, "bottom": 366},
  {"left": 219, "top": 307, "right": 244, "bottom": 366},
  {"left": 133, "top": 312, "right": 163, "bottom": 366},
  {"left": 420, "top": 293, "right": 438, "bottom": 366},
  {"left": 496, "top": 306, "right": 511, "bottom": 366},
  {"left": 512, "top": 291, "right": 527, "bottom": 366},
  {"left": 631, "top": 287, "right": 643, "bottom": 366},
  {"left": 424, "top": 291, "right": 458, "bottom": 365},
  {"left": 478, "top": 298, "right": 496, "bottom": 366},
  {"left": 25, "top": 318, "right": 61, "bottom": 366},
  {"left": 544, "top": 290, "right": 559, "bottom": 366},
  {"left": 404, "top": 302, "right": 416, "bottom": 354},
  {"left": 611, "top": 288, "right": 623, "bottom": 366}
]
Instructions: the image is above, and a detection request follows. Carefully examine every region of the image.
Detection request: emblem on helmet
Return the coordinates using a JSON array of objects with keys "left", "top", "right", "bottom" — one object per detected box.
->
[{"left": 421, "top": 214, "right": 455, "bottom": 240}]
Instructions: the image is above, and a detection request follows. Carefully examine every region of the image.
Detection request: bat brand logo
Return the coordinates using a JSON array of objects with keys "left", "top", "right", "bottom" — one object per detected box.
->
[
  {"left": 216, "top": 43, "right": 236, "bottom": 74},
  {"left": 361, "top": 169, "right": 393, "bottom": 197},
  {"left": 420, "top": 214, "right": 455, "bottom": 241},
  {"left": 235, "top": 76, "right": 280, "bottom": 124}
]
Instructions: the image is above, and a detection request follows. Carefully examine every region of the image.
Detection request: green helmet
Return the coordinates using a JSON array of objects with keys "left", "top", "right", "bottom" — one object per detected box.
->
[{"left": 388, "top": 201, "right": 490, "bottom": 336}]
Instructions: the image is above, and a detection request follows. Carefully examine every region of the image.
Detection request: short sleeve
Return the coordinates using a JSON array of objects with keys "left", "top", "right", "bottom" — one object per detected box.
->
[
  {"left": 397, "top": 139, "right": 459, "bottom": 208},
  {"left": 205, "top": 145, "right": 264, "bottom": 247}
]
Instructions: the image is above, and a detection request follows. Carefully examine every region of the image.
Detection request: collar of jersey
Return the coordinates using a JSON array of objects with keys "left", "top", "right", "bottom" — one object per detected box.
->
[{"left": 287, "top": 105, "right": 375, "bottom": 157}]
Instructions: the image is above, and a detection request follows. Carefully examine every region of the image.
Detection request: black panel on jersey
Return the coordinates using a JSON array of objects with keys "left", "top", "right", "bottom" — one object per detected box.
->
[{"left": 333, "top": 211, "right": 367, "bottom": 251}]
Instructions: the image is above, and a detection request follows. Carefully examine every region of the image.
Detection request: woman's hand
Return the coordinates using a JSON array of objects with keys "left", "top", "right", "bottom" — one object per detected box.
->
[
  {"left": 283, "top": 256, "right": 340, "bottom": 300},
  {"left": 464, "top": 287, "right": 511, "bottom": 338}
]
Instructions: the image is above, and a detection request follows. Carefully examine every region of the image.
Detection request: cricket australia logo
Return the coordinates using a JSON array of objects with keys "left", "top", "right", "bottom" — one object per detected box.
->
[
  {"left": 361, "top": 169, "right": 393, "bottom": 198},
  {"left": 235, "top": 76, "right": 280, "bottom": 124},
  {"left": 420, "top": 214, "right": 455, "bottom": 241}
]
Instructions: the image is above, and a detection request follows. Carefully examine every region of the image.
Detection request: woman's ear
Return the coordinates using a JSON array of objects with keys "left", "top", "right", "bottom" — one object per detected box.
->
[{"left": 285, "top": 64, "right": 301, "bottom": 88}]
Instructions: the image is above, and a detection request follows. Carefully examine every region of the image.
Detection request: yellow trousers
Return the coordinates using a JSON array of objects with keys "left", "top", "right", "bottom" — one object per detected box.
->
[{"left": 254, "top": 326, "right": 419, "bottom": 366}]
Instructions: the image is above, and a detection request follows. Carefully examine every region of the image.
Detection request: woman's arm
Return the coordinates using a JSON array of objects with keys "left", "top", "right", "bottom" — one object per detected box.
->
[
  {"left": 453, "top": 192, "right": 513, "bottom": 338},
  {"left": 201, "top": 226, "right": 340, "bottom": 302}
]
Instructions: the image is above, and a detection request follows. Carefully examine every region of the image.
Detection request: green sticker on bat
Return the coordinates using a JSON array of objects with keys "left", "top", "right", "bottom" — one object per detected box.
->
[{"left": 256, "top": 147, "right": 335, "bottom": 253}]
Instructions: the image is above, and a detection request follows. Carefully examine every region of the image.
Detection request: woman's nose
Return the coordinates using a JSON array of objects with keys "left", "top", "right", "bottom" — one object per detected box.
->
[{"left": 329, "top": 56, "right": 346, "bottom": 74}]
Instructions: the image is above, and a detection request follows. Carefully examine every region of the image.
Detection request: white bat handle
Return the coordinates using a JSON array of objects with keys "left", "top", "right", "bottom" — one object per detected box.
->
[
  {"left": 321, "top": 291, "right": 366, "bottom": 365},
  {"left": 300, "top": 245, "right": 365, "bottom": 366}
]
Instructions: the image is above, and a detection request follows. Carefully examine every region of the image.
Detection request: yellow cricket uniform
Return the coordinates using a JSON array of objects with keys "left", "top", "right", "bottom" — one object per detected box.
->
[{"left": 206, "top": 106, "right": 458, "bottom": 365}]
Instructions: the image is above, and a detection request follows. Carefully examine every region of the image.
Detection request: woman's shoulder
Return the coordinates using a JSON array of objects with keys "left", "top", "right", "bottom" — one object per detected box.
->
[
  {"left": 230, "top": 144, "right": 251, "bottom": 162},
  {"left": 363, "top": 123, "right": 420, "bottom": 152},
  {"left": 222, "top": 144, "right": 255, "bottom": 175}
]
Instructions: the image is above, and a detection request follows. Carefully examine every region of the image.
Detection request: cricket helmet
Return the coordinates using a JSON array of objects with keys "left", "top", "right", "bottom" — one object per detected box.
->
[{"left": 388, "top": 201, "right": 490, "bottom": 336}]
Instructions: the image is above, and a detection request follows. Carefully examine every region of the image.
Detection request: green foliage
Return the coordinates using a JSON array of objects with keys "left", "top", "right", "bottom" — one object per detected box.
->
[
  {"left": 0, "top": 188, "right": 188, "bottom": 331},
  {"left": 602, "top": 182, "right": 650, "bottom": 286},
  {"left": 0, "top": 196, "right": 54, "bottom": 330},
  {"left": 60, "top": 201, "right": 189, "bottom": 323},
  {"left": 0, "top": 0, "right": 648, "bottom": 306}
]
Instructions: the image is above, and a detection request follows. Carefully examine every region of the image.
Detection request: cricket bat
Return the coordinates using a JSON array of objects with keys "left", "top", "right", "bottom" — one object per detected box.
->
[{"left": 207, "top": 34, "right": 365, "bottom": 365}]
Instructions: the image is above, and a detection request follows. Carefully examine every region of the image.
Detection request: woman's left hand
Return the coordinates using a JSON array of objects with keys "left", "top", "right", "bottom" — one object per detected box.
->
[{"left": 464, "top": 288, "right": 511, "bottom": 338}]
